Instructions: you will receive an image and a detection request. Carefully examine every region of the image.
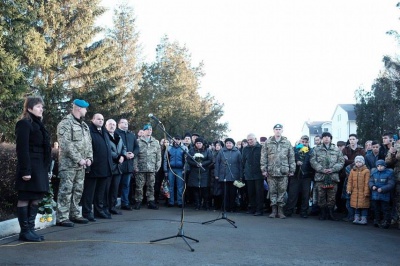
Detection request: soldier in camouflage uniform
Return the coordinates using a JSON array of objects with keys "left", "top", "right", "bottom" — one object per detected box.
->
[
  {"left": 385, "top": 137, "right": 400, "bottom": 230},
  {"left": 56, "top": 99, "right": 93, "bottom": 227},
  {"left": 261, "top": 124, "right": 295, "bottom": 219},
  {"left": 310, "top": 132, "right": 344, "bottom": 221},
  {"left": 133, "top": 124, "right": 161, "bottom": 210}
]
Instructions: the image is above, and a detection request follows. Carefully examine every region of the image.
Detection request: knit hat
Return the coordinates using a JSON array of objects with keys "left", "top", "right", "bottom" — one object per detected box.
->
[
  {"left": 354, "top": 156, "right": 365, "bottom": 165},
  {"left": 376, "top": 160, "right": 386, "bottom": 167},
  {"left": 224, "top": 137, "right": 235, "bottom": 146},
  {"left": 321, "top": 132, "right": 332, "bottom": 139}
]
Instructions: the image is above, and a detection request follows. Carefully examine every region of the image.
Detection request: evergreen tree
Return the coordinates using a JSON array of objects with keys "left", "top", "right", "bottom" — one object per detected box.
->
[{"left": 135, "top": 36, "right": 227, "bottom": 141}]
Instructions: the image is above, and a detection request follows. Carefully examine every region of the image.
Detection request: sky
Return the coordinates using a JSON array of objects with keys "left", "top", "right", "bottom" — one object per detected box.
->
[{"left": 99, "top": 0, "right": 400, "bottom": 143}]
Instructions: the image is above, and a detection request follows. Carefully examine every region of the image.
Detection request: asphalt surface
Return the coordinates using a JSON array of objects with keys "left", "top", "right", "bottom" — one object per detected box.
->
[{"left": 0, "top": 205, "right": 399, "bottom": 266}]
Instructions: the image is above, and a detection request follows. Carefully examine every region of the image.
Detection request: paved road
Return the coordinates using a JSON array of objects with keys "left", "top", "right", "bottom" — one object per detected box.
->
[{"left": 0, "top": 206, "right": 399, "bottom": 265}]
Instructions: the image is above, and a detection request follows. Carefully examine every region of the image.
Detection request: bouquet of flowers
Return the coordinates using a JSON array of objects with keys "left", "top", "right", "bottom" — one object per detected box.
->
[
  {"left": 193, "top": 153, "right": 204, "bottom": 163},
  {"left": 38, "top": 184, "right": 57, "bottom": 223},
  {"left": 295, "top": 144, "right": 309, "bottom": 178}
]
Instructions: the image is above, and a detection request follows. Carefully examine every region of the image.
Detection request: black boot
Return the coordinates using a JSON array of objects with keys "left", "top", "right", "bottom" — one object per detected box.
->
[
  {"left": 28, "top": 205, "right": 45, "bottom": 241},
  {"left": 147, "top": 201, "right": 159, "bottom": 210},
  {"left": 319, "top": 207, "right": 326, "bottom": 220},
  {"left": 328, "top": 207, "right": 338, "bottom": 221},
  {"left": 17, "top": 206, "right": 41, "bottom": 242}
]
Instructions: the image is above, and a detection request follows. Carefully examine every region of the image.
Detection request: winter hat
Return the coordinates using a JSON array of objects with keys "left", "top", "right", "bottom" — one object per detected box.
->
[
  {"left": 354, "top": 156, "right": 365, "bottom": 165},
  {"left": 321, "top": 132, "right": 332, "bottom": 139},
  {"left": 195, "top": 137, "right": 204, "bottom": 144},
  {"left": 224, "top": 138, "right": 235, "bottom": 146},
  {"left": 376, "top": 160, "right": 386, "bottom": 167}
]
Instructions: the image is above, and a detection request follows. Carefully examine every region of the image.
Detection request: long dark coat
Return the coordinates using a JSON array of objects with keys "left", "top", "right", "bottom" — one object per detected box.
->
[
  {"left": 86, "top": 123, "right": 113, "bottom": 178},
  {"left": 241, "top": 142, "right": 263, "bottom": 181},
  {"left": 214, "top": 146, "right": 242, "bottom": 182},
  {"left": 115, "top": 128, "right": 139, "bottom": 174},
  {"left": 187, "top": 148, "right": 213, "bottom": 187},
  {"left": 107, "top": 132, "right": 127, "bottom": 175},
  {"left": 15, "top": 113, "right": 51, "bottom": 192}
]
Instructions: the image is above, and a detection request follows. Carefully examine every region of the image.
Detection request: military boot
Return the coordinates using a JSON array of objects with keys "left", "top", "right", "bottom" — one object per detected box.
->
[
  {"left": 277, "top": 206, "right": 286, "bottom": 219},
  {"left": 319, "top": 207, "right": 326, "bottom": 220},
  {"left": 18, "top": 206, "right": 41, "bottom": 242},
  {"left": 269, "top": 206, "right": 277, "bottom": 218},
  {"left": 147, "top": 201, "right": 159, "bottom": 210},
  {"left": 28, "top": 205, "right": 44, "bottom": 241},
  {"left": 327, "top": 207, "right": 338, "bottom": 221}
]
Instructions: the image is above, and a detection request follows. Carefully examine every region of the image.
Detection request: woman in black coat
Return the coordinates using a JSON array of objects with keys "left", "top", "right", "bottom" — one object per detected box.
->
[{"left": 15, "top": 96, "right": 51, "bottom": 242}]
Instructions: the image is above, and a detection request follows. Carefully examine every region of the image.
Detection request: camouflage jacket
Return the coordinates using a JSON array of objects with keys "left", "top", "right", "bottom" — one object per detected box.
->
[
  {"left": 134, "top": 136, "right": 161, "bottom": 173},
  {"left": 260, "top": 136, "right": 295, "bottom": 176},
  {"left": 385, "top": 141, "right": 400, "bottom": 182},
  {"left": 310, "top": 143, "right": 344, "bottom": 182},
  {"left": 57, "top": 114, "right": 93, "bottom": 171}
]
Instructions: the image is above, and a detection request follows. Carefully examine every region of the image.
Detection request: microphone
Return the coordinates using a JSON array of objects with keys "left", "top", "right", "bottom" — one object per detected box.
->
[{"left": 148, "top": 113, "right": 161, "bottom": 124}]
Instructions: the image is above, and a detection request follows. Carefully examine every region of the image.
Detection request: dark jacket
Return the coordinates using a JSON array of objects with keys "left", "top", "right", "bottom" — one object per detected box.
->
[
  {"left": 365, "top": 152, "right": 379, "bottom": 170},
  {"left": 215, "top": 146, "right": 242, "bottom": 182},
  {"left": 369, "top": 168, "right": 395, "bottom": 202},
  {"left": 107, "top": 132, "right": 127, "bottom": 175},
  {"left": 187, "top": 147, "right": 213, "bottom": 187},
  {"left": 294, "top": 145, "right": 314, "bottom": 179},
  {"left": 164, "top": 144, "right": 185, "bottom": 171},
  {"left": 242, "top": 142, "right": 263, "bottom": 181},
  {"left": 15, "top": 113, "right": 51, "bottom": 192},
  {"left": 86, "top": 123, "right": 113, "bottom": 178},
  {"left": 115, "top": 128, "right": 139, "bottom": 174},
  {"left": 342, "top": 145, "right": 365, "bottom": 168}
]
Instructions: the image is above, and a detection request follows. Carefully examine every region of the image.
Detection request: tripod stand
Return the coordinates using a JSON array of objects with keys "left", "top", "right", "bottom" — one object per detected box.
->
[
  {"left": 148, "top": 115, "right": 201, "bottom": 251},
  {"left": 202, "top": 148, "right": 237, "bottom": 228}
]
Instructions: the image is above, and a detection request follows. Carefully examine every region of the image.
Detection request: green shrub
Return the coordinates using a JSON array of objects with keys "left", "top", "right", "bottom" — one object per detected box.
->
[{"left": 0, "top": 143, "right": 18, "bottom": 221}]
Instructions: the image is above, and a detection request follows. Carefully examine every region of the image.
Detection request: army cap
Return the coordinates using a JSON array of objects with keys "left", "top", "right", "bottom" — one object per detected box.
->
[
  {"left": 73, "top": 99, "right": 89, "bottom": 108},
  {"left": 273, "top": 124, "right": 283, "bottom": 129},
  {"left": 301, "top": 135, "right": 309, "bottom": 140}
]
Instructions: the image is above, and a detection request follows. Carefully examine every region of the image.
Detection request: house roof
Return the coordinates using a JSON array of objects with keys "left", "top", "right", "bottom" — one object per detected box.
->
[
  {"left": 305, "top": 121, "right": 330, "bottom": 128},
  {"left": 338, "top": 104, "right": 356, "bottom": 120}
]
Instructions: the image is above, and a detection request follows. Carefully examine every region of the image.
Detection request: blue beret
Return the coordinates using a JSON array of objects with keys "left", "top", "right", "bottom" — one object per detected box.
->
[
  {"left": 273, "top": 124, "right": 283, "bottom": 129},
  {"left": 73, "top": 99, "right": 89, "bottom": 108},
  {"left": 143, "top": 124, "right": 152, "bottom": 130}
]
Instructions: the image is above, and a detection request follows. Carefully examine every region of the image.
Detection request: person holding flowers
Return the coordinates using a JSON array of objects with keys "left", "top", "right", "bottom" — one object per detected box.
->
[
  {"left": 15, "top": 96, "right": 52, "bottom": 242},
  {"left": 310, "top": 132, "right": 345, "bottom": 221},
  {"left": 188, "top": 137, "right": 213, "bottom": 210},
  {"left": 285, "top": 135, "right": 314, "bottom": 218}
]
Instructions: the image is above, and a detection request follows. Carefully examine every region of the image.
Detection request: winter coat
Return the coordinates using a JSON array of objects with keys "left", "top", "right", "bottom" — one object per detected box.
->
[
  {"left": 115, "top": 128, "right": 139, "bottom": 174},
  {"left": 85, "top": 123, "right": 113, "bottom": 178},
  {"left": 346, "top": 165, "right": 370, "bottom": 208},
  {"left": 187, "top": 147, "right": 213, "bottom": 187},
  {"left": 107, "top": 132, "right": 127, "bottom": 175},
  {"left": 365, "top": 152, "right": 379, "bottom": 170},
  {"left": 134, "top": 136, "right": 161, "bottom": 173},
  {"left": 260, "top": 136, "right": 295, "bottom": 176},
  {"left": 342, "top": 145, "right": 365, "bottom": 167},
  {"left": 294, "top": 145, "right": 314, "bottom": 179},
  {"left": 310, "top": 143, "right": 345, "bottom": 183},
  {"left": 214, "top": 146, "right": 243, "bottom": 182},
  {"left": 164, "top": 144, "right": 186, "bottom": 172},
  {"left": 15, "top": 113, "right": 51, "bottom": 193},
  {"left": 242, "top": 142, "right": 263, "bottom": 181},
  {"left": 57, "top": 113, "right": 93, "bottom": 171},
  {"left": 369, "top": 168, "right": 395, "bottom": 202}
]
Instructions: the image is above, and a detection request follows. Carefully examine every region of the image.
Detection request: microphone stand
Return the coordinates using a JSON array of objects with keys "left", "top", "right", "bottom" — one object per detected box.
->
[
  {"left": 148, "top": 116, "right": 203, "bottom": 252},
  {"left": 202, "top": 148, "right": 237, "bottom": 228}
]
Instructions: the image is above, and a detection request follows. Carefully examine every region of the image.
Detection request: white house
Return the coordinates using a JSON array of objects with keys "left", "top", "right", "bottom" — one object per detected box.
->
[
  {"left": 301, "top": 104, "right": 357, "bottom": 146},
  {"left": 331, "top": 104, "right": 357, "bottom": 144}
]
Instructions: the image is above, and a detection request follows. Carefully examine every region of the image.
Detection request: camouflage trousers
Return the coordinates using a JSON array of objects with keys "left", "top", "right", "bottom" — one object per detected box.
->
[
  {"left": 135, "top": 172, "right": 155, "bottom": 202},
  {"left": 56, "top": 168, "right": 85, "bottom": 222},
  {"left": 268, "top": 176, "right": 288, "bottom": 207},
  {"left": 315, "top": 181, "right": 337, "bottom": 208}
]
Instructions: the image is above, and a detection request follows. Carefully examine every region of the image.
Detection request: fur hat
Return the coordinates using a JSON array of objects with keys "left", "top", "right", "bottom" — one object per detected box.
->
[
  {"left": 354, "top": 156, "right": 365, "bottom": 165},
  {"left": 224, "top": 138, "right": 235, "bottom": 146},
  {"left": 195, "top": 137, "right": 204, "bottom": 144}
]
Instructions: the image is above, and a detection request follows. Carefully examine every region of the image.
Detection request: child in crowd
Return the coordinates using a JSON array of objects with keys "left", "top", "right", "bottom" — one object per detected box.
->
[
  {"left": 346, "top": 156, "right": 370, "bottom": 225},
  {"left": 368, "top": 160, "right": 395, "bottom": 229}
]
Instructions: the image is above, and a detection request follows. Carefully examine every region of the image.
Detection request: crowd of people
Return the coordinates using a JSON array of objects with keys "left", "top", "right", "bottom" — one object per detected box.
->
[{"left": 14, "top": 96, "right": 399, "bottom": 242}]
